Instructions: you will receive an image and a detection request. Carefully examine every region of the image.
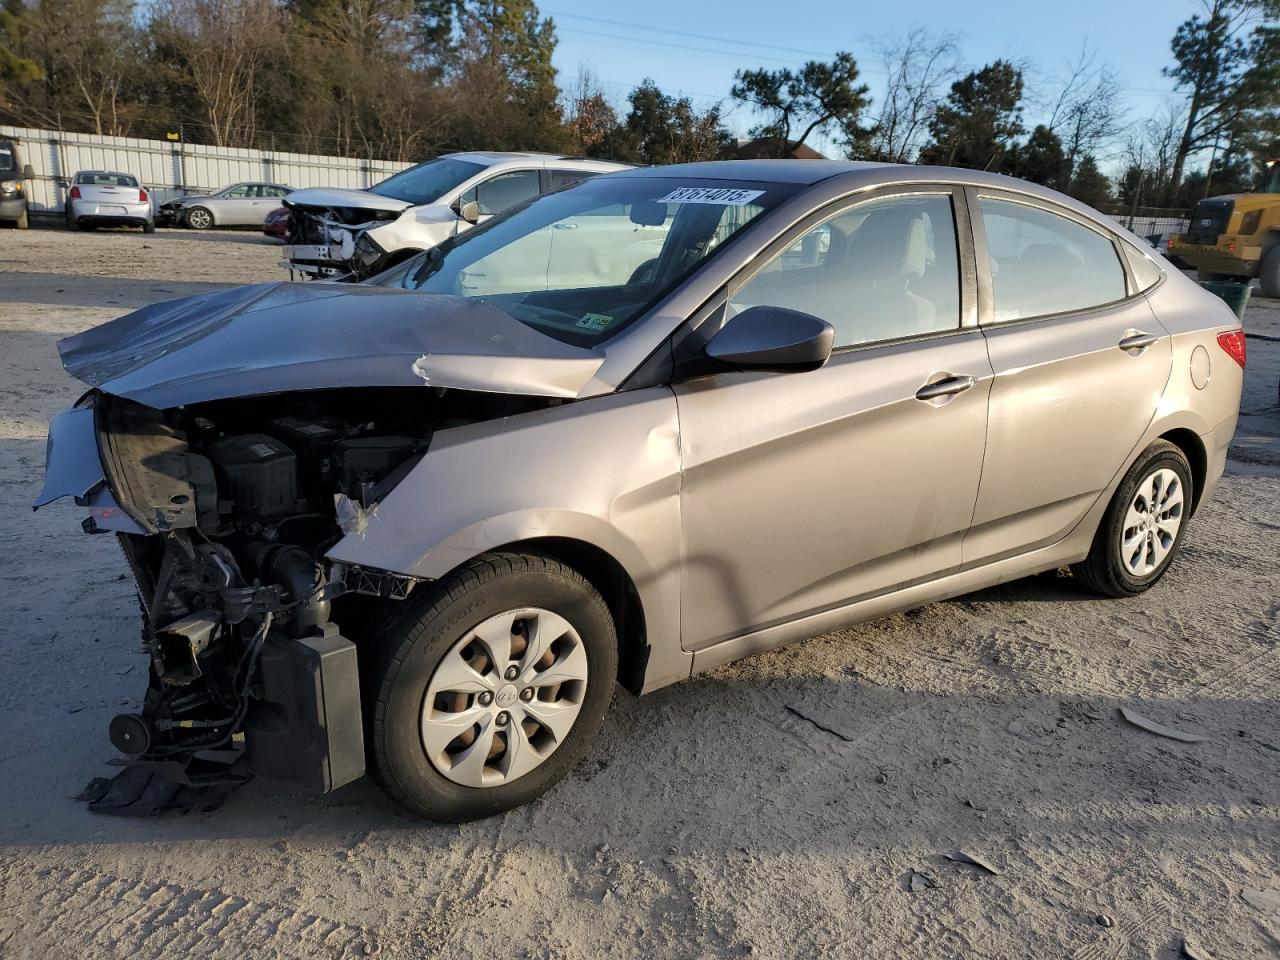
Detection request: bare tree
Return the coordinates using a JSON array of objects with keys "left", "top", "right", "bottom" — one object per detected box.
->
[
  {"left": 1044, "top": 47, "right": 1125, "bottom": 180},
  {"left": 562, "top": 64, "right": 618, "bottom": 155},
  {"left": 152, "top": 0, "right": 283, "bottom": 147},
  {"left": 863, "top": 28, "right": 960, "bottom": 162}
]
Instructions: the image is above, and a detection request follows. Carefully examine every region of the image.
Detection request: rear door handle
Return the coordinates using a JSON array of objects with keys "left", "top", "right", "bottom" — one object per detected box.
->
[
  {"left": 915, "top": 375, "right": 978, "bottom": 401},
  {"left": 1118, "top": 331, "right": 1159, "bottom": 351}
]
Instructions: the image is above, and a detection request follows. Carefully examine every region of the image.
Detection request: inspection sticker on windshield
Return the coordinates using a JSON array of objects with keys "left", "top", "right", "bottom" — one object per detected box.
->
[
  {"left": 657, "top": 187, "right": 764, "bottom": 206},
  {"left": 576, "top": 312, "right": 615, "bottom": 331}
]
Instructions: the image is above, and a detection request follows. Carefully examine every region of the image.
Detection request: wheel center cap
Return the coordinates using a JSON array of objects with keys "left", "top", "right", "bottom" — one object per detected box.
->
[{"left": 495, "top": 684, "right": 518, "bottom": 708}]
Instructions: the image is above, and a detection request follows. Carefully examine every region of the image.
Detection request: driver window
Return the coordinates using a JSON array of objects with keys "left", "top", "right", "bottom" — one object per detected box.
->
[
  {"left": 223, "top": 185, "right": 252, "bottom": 198},
  {"left": 460, "top": 170, "right": 540, "bottom": 216},
  {"left": 729, "top": 193, "right": 961, "bottom": 349}
]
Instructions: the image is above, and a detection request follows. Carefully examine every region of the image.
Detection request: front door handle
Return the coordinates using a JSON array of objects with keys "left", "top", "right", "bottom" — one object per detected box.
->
[
  {"left": 1118, "top": 331, "right": 1159, "bottom": 351},
  {"left": 915, "top": 375, "right": 978, "bottom": 401}
]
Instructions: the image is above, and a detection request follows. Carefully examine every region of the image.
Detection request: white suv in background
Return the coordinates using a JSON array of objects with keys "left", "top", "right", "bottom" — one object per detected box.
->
[{"left": 282, "top": 152, "right": 630, "bottom": 280}]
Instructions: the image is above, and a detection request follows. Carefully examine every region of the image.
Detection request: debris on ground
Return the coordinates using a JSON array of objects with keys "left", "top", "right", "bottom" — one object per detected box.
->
[
  {"left": 1241, "top": 888, "right": 1280, "bottom": 914},
  {"left": 1118, "top": 707, "right": 1210, "bottom": 743},
  {"left": 1181, "top": 934, "right": 1215, "bottom": 960},
  {"left": 945, "top": 850, "right": 1002, "bottom": 875},
  {"left": 907, "top": 871, "right": 937, "bottom": 892},
  {"left": 1095, "top": 914, "right": 1114, "bottom": 928}
]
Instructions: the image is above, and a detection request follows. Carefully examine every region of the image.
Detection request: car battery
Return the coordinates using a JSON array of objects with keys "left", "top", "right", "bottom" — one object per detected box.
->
[
  {"left": 207, "top": 432, "right": 298, "bottom": 516},
  {"left": 267, "top": 415, "right": 346, "bottom": 486}
]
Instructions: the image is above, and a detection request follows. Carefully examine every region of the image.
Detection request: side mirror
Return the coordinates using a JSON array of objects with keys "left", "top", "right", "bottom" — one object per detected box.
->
[
  {"left": 457, "top": 200, "right": 481, "bottom": 224},
  {"left": 22, "top": 164, "right": 34, "bottom": 181},
  {"left": 705, "top": 305, "right": 834, "bottom": 372}
]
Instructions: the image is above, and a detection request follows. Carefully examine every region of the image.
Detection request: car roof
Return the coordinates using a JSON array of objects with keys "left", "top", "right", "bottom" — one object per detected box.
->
[
  {"left": 76, "top": 170, "right": 136, "bottom": 178},
  {"left": 614, "top": 159, "right": 902, "bottom": 184},
  {"left": 446, "top": 151, "right": 628, "bottom": 170}
]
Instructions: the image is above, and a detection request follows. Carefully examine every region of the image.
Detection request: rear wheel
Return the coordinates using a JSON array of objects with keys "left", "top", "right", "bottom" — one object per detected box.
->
[
  {"left": 142, "top": 221, "right": 155, "bottom": 234},
  {"left": 185, "top": 206, "right": 213, "bottom": 230},
  {"left": 366, "top": 552, "right": 617, "bottom": 821},
  {"left": 1259, "top": 246, "right": 1280, "bottom": 299},
  {"left": 1071, "top": 440, "right": 1193, "bottom": 597}
]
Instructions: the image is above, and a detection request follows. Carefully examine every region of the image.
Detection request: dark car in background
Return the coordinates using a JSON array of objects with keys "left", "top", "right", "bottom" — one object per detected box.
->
[{"left": 0, "top": 136, "right": 35, "bottom": 229}]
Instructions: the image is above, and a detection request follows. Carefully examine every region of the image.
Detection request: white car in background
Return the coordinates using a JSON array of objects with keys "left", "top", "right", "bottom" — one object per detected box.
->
[
  {"left": 282, "top": 152, "right": 630, "bottom": 280},
  {"left": 65, "top": 171, "right": 154, "bottom": 233}
]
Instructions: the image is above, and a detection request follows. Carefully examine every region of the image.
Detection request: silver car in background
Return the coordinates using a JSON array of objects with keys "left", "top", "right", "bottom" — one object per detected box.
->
[
  {"left": 36, "top": 161, "right": 1244, "bottom": 822},
  {"left": 65, "top": 171, "right": 154, "bottom": 232},
  {"left": 158, "top": 181, "right": 293, "bottom": 229}
]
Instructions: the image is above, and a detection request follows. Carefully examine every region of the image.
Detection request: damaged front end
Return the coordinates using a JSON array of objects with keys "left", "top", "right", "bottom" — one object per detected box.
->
[
  {"left": 282, "top": 201, "right": 402, "bottom": 281},
  {"left": 37, "top": 384, "right": 562, "bottom": 813},
  {"left": 35, "top": 282, "right": 603, "bottom": 813}
]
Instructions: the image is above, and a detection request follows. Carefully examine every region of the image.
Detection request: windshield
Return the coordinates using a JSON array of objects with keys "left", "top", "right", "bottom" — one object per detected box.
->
[
  {"left": 380, "top": 176, "right": 795, "bottom": 347},
  {"left": 0, "top": 142, "right": 15, "bottom": 173},
  {"left": 368, "top": 157, "right": 487, "bottom": 205}
]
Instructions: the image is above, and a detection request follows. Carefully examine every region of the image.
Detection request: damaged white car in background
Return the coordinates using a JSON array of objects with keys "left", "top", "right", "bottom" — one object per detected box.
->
[{"left": 281, "top": 152, "right": 629, "bottom": 281}]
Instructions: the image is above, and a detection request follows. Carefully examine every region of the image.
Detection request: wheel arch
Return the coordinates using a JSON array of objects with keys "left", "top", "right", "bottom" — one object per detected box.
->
[
  {"left": 1157, "top": 427, "right": 1207, "bottom": 515},
  {"left": 482, "top": 537, "right": 650, "bottom": 695}
]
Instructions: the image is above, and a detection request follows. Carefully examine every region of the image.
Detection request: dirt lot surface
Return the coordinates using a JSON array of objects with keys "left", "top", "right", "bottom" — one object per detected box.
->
[{"left": 1, "top": 225, "right": 1278, "bottom": 959}]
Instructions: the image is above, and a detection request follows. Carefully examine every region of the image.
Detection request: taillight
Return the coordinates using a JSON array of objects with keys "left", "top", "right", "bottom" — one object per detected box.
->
[
  {"left": 139, "top": 188, "right": 148, "bottom": 202},
  {"left": 1217, "top": 330, "right": 1246, "bottom": 368},
  {"left": 69, "top": 185, "right": 80, "bottom": 199}
]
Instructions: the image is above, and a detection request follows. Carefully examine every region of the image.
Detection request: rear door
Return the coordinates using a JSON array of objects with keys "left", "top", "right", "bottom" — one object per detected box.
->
[
  {"left": 674, "top": 187, "right": 993, "bottom": 649},
  {"left": 963, "top": 190, "right": 1172, "bottom": 565}
]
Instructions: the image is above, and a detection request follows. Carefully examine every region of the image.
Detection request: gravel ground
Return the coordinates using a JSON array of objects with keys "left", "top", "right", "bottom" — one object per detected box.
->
[{"left": 0, "top": 225, "right": 1278, "bottom": 960}]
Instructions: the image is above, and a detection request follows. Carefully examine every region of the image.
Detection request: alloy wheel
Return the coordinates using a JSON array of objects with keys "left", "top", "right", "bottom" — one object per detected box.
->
[
  {"left": 1119, "top": 467, "right": 1184, "bottom": 577},
  {"left": 186, "top": 208, "right": 212, "bottom": 229},
  {"left": 421, "top": 607, "right": 589, "bottom": 788}
]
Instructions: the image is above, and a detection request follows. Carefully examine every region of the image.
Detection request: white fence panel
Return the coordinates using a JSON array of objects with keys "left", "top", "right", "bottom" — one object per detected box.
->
[{"left": 0, "top": 124, "right": 412, "bottom": 215}]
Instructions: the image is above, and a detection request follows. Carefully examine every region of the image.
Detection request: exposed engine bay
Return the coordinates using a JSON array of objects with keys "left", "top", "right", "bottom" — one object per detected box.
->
[
  {"left": 71, "top": 385, "right": 555, "bottom": 812},
  {"left": 282, "top": 202, "right": 401, "bottom": 281}
]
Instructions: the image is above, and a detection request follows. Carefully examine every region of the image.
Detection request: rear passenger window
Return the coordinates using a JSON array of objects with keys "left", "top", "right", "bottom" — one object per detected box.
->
[
  {"left": 979, "top": 198, "right": 1127, "bottom": 321},
  {"left": 729, "top": 193, "right": 961, "bottom": 349},
  {"left": 461, "top": 170, "right": 540, "bottom": 216},
  {"left": 548, "top": 169, "right": 597, "bottom": 190}
]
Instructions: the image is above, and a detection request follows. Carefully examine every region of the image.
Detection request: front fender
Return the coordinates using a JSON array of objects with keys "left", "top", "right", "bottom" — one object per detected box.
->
[{"left": 326, "top": 387, "right": 688, "bottom": 688}]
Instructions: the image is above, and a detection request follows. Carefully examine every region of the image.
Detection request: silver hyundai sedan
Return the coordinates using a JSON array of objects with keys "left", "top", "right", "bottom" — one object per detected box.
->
[{"left": 35, "top": 161, "right": 1243, "bottom": 820}]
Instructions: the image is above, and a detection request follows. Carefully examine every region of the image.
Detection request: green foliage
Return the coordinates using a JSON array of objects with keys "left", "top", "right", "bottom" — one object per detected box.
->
[
  {"left": 919, "top": 60, "right": 1024, "bottom": 172},
  {"left": 731, "top": 52, "right": 870, "bottom": 156},
  {"left": 1065, "top": 155, "right": 1112, "bottom": 207},
  {"left": 1012, "top": 124, "right": 1068, "bottom": 188},
  {"left": 603, "top": 79, "right": 731, "bottom": 165}
]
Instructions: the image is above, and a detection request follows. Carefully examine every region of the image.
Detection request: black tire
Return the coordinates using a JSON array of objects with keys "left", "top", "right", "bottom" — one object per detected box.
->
[
  {"left": 1071, "top": 440, "right": 1193, "bottom": 597},
  {"left": 365, "top": 551, "right": 617, "bottom": 821},
  {"left": 1259, "top": 245, "right": 1280, "bottom": 300},
  {"left": 142, "top": 221, "right": 155, "bottom": 234},
  {"left": 185, "top": 206, "right": 213, "bottom": 230},
  {"left": 1196, "top": 268, "right": 1230, "bottom": 283}
]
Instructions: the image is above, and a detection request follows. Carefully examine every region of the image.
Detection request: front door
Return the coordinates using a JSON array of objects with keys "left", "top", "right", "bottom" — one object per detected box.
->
[
  {"left": 963, "top": 194, "right": 1173, "bottom": 565},
  {"left": 674, "top": 189, "right": 993, "bottom": 650}
]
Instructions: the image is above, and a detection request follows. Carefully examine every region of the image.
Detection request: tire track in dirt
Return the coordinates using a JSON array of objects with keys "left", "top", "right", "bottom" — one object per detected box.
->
[{"left": 0, "top": 862, "right": 391, "bottom": 959}]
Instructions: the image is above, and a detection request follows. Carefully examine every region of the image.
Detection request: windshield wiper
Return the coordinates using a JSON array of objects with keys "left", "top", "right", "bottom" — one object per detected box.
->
[{"left": 408, "top": 236, "right": 457, "bottom": 287}]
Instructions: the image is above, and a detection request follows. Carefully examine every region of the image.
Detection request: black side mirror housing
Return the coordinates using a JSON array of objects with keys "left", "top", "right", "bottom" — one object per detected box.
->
[{"left": 705, "top": 305, "right": 834, "bottom": 372}]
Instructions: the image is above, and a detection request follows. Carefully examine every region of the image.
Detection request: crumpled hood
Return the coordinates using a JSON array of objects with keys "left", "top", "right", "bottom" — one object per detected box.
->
[
  {"left": 57, "top": 283, "right": 606, "bottom": 409},
  {"left": 285, "top": 187, "right": 412, "bottom": 214}
]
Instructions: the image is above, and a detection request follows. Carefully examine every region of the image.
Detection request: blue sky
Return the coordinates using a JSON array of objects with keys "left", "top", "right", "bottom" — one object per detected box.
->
[{"left": 546, "top": 0, "right": 1196, "bottom": 163}]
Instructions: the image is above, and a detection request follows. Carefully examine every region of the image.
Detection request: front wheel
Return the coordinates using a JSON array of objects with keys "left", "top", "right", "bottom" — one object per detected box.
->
[
  {"left": 1071, "top": 440, "right": 1193, "bottom": 597},
  {"left": 185, "top": 206, "right": 213, "bottom": 230},
  {"left": 366, "top": 552, "right": 617, "bottom": 821}
]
